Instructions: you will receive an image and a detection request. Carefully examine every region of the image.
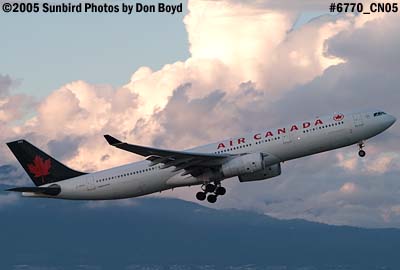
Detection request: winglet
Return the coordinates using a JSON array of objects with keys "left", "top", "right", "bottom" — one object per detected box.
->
[{"left": 104, "top": 135, "right": 123, "bottom": 146}]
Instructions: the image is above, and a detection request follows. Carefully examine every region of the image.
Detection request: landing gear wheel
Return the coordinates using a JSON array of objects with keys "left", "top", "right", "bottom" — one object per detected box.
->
[
  {"left": 205, "top": 183, "right": 216, "bottom": 193},
  {"left": 215, "top": 186, "right": 226, "bottom": 196},
  {"left": 357, "top": 141, "right": 366, "bottom": 158},
  {"left": 207, "top": 194, "right": 217, "bottom": 203},
  {"left": 196, "top": 192, "right": 206, "bottom": 201}
]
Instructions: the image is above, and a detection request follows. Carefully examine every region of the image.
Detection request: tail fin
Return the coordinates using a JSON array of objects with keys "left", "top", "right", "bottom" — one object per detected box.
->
[{"left": 6, "top": 140, "right": 86, "bottom": 186}]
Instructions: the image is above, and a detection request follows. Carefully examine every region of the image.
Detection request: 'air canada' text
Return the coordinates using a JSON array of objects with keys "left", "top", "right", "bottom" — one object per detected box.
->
[{"left": 216, "top": 119, "right": 326, "bottom": 150}]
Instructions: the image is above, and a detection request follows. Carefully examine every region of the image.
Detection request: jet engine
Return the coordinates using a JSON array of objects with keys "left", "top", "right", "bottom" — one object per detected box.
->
[
  {"left": 238, "top": 163, "right": 281, "bottom": 182},
  {"left": 221, "top": 153, "right": 264, "bottom": 178},
  {"left": 196, "top": 152, "right": 281, "bottom": 182}
]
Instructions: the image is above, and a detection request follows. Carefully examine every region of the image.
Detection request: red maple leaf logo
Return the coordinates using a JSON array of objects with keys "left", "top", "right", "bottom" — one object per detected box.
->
[
  {"left": 333, "top": 113, "right": 344, "bottom": 121},
  {"left": 27, "top": 155, "right": 51, "bottom": 184}
]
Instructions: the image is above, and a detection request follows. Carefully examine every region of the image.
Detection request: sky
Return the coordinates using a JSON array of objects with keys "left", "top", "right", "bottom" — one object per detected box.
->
[
  {"left": 1, "top": 0, "right": 400, "bottom": 228},
  {"left": 0, "top": 0, "right": 189, "bottom": 97}
]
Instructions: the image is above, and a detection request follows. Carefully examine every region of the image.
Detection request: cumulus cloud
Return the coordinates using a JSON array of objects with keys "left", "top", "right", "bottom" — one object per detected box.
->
[
  {"left": 0, "top": 75, "right": 13, "bottom": 96},
  {"left": 1, "top": 0, "right": 400, "bottom": 227},
  {"left": 0, "top": 75, "right": 33, "bottom": 123}
]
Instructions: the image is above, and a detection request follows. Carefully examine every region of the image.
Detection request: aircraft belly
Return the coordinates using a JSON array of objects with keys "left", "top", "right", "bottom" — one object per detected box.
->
[
  {"left": 166, "top": 173, "right": 201, "bottom": 187},
  {"left": 327, "top": 128, "right": 354, "bottom": 148},
  {"left": 58, "top": 170, "right": 173, "bottom": 200}
]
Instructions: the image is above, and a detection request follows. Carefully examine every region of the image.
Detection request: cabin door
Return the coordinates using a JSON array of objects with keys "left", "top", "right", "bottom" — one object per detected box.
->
[{"left": 86, "top": 176, "right": 96, "bottom": 191}]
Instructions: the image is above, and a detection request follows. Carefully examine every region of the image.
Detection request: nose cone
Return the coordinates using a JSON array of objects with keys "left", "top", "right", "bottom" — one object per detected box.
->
[{"left": 387, "top": 115, "right": 396, "bottom": 127}]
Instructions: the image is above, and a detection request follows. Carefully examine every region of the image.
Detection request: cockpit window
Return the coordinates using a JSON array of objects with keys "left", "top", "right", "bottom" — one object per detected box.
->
[{"left": 373, "top": 111, "right": 386, "bottom": 117}]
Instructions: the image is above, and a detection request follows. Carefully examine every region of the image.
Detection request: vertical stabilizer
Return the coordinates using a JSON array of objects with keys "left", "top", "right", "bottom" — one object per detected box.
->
[{"left": 6, "top": 140, "right": 86, "bottom": 186}]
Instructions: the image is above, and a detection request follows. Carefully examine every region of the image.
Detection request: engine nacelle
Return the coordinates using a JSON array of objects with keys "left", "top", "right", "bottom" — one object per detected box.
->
[
  {"left": 238, "top": 163, "right": 281, "bottom": 182},
  {"left": 221, "top": 153, "right": 264, "bottom": 178}
]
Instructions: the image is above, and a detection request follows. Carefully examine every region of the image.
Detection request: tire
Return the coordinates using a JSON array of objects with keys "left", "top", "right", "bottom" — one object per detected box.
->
[
  {"left": 207, "top": 194, "right": 217, "bottom": 203},
  {"left": 215, "top": 186, "right": 226, "bottom": 196},
  {"left": 358, "top": 149, "right": 366, "bottom": 157},
  {"left": 205, "top": 183, "right": 216, "bottom": 193},
  {"left": 196, "top": 192, "right": 206, "bottom": 201}
]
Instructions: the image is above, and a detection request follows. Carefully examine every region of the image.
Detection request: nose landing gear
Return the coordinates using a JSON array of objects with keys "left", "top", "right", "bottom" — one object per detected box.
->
[
  {"left": 358, "top": 141, "right": 366, "bottom": 157},
  {"left": 196, "top": 183, "right": 226, "bottom": 203}
]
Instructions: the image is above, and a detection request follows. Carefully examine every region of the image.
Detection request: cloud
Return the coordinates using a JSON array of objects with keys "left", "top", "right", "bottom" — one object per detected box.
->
[
  {"left": 0, "top": 74, "right": 13, "bottom": 96},
  {"left": 0, "top": 74, "right": 33, "bottom": 123},
  {"left": 1, "top": 0, "right": 400, "bottom": 227},
  {"left": 185, "top": 0, "right": 294, "bottom": 85},
  {"left": 152, "top": 83, "right": 227, "bottom": 148},
  {"left": 340, "top": 182, "right": 357, "bottom": 194}
]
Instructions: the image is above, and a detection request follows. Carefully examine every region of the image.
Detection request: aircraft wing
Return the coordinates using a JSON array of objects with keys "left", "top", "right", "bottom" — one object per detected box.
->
[{"left": 104, "top": 135, "right": 232, "bottom": 176}]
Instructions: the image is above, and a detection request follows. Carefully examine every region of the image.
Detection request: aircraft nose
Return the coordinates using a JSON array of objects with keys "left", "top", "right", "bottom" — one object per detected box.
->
[{"left": 387, "top": 115, "right": 396, "bottom": 127}]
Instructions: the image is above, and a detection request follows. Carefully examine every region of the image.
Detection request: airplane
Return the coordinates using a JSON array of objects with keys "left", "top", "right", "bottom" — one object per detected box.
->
[{"left": 5, "top": 109, "right": 396, "bottom": 203}]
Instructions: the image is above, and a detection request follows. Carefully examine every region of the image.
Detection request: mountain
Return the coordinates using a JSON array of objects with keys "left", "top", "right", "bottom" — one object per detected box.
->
[{"left": 1, "top": 193, "right": 400, "bottom": 270}]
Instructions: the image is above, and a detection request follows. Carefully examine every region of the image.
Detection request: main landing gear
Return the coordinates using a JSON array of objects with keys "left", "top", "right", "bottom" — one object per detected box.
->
[
  {"left": 196, "top": 183, "right": 226, "bottom": 203},
  {"left": 358, "top": 141, "right": 366, "bottom": 157}
]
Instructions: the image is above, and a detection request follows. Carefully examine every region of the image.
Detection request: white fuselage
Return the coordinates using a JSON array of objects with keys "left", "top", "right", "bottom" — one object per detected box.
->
[{"left": 25, "top": 110, "right": 396, "bottom": 200}]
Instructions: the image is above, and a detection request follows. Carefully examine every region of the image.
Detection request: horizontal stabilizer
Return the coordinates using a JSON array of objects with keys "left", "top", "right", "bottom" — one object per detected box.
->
[{"left": 6, "top": 185, "right": 61, "bottom": 196}]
